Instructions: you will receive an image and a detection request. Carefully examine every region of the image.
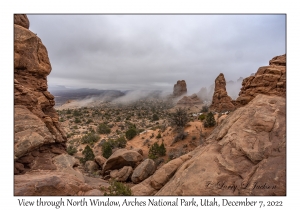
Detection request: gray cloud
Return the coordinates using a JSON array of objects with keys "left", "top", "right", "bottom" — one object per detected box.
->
[{"left": 28, "top": 14, "right": 286, "bottom": 94}]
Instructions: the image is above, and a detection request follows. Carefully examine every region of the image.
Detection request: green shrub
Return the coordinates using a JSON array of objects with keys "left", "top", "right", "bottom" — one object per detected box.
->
[
  {"left": 198, "top": 114, "right": 206, "bottom": 121},
  {"left": 201, "top": 105, "right": 209, "bottom": 113},
  {"left": 80, "top": 145, "right": 95, "bottom": 164},
  {"left": 104, "top": 180, "right": 132, "bottom": 196},
  {"left": 148, "top": 142, "right": 166, "bottom": 160},
  {"left": 152, "top": 114, "right": 159, "bottom": 121},
  {"left": 170, "top": 108, "right": 188, "bottom": 128},
  {"left": 73, "top": 110, "right": 81, "bottom": 117},
  {"left": 125, "top": 128, "right": 137, "bottom": 140},
  {"left": 156, "top": 133, "right": 162, "bottom": 139},
  {"left": 66, "top": 145, "right": 77, "bottom": 155},
  {"left": 86, "top": 119, "right": 93, "bottom": 124},
  {"left": 113, "top": 136, "right": 127, "bottom": 148},
  {"left": 204, "top": 112, "right": 216, "bottom": 128},
  {"left": 101, "top": 136, "right": 127, "bottom": 158},
  {"left": 66, "top": 109, "right": 71, "bottom": 114},
  {"left": 102, "top": 141, "right": 113, "bottom": 159},
  {"left": 74, "top": 118, "right": 81, "bottom": 123},
  {"left": 97, "top": 123, "right": 111, "bottom": 134},
  {"left": 81, "top": 132, "right": 100, "bottom": 144}
]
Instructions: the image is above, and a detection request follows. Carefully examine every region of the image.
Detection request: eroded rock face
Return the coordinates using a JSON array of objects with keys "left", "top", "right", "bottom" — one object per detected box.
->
[
  {"left": 156, "top": 94, "right": 286, "bottom": 196},
  {"left": 236, "top": 54, "right": 286, "bottom": 105},
  {"left": 14, "top": 15, "right": 109, "bottom": 195},
  {"left": 210, "top": 73, "right": 235, "bottom": 112},
  {"left": 177, "top": 94, "right": 202, "bottom": 106},
  {"left": 173, "top": 80, "right": 187, "bottom": 97},
  {"left": 14, "top": 14, "right": 67, "bottom": 168}
]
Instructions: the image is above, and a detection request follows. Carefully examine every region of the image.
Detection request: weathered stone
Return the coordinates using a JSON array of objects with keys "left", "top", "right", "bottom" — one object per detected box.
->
[
  {"left": 132, "top": 154, "right": 191, "bottom": 195},
  {"left": 102, "top": 149, "right": 143, "bottom": 173},
  {"left": 95, "top": 155, "right": 107, "bottom": 168},
  {"left": 110, "top": 166, "right": 133, "bottom": 182},
  {"left": 131, "top": 159, "right": 156, "bottom": 184}
]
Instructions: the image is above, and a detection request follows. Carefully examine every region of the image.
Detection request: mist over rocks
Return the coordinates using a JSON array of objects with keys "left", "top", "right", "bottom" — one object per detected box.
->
[
  {"left": 173, "top": 80, "right": 187, "bottom": 97},
  {"left": 177, "top": 94, "right": 202, "bottom": 106}
]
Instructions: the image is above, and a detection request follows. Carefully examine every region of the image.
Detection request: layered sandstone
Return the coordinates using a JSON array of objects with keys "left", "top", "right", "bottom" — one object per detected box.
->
[
  {"left": 236, "top": 54, "right": 286, "bottom": 105},
  {"left": 156, "top": 94, "right": 286, "bottom": 196},
  {"left": 14, "top": 15, "right": 109, "bottom": 195},
  {"left": 14, "top": 14, "right": 67, "bottom": 171},
  {"left": 210, "top": 73, "right": 235, "bottom": 112},
  {"left": 173, "top": 80, "right": 187, "bottom": 97}
]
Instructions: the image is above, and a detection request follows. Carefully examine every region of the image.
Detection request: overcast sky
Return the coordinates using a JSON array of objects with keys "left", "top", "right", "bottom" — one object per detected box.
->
[{"left": 28, "top": 14, "right": 286, "bottom": 94}]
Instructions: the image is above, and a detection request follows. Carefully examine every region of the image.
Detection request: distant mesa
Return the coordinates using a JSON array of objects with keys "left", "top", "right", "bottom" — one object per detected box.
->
[
  {"left": 173, "top": 80, "right": 187, "bottom": 97},
  {"left": 177, "top": 93, "right": 202, "bottom": 106},
  {"left": 210, "top": 73, "right": 235, "bottom": 112},
  {"left": 236, "top": 54, "right": 286, "bottom": 106}
]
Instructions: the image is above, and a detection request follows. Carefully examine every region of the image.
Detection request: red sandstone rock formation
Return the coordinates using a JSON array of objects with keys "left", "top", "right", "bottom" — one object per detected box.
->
[
  {"left": 14, "top": 15, "right": 108, "bottom": 195},
  {"left": 156, "top": 94, "right": 286, "bottom": 196},
  {"left": 173, "top": 80, "right": 187, "bottom": 97},
  {"left": 236, "top": 54, "right": 286, "bottom": 105},
  {"left": 210, "top": 73, "right": 235, "bottom": 112}
]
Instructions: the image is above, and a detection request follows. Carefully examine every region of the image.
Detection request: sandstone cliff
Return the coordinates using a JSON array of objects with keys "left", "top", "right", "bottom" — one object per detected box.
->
[
  {"left": 14, "top": 15, "right": 108, "bottom": 195},
  {"left": 210, "top": 73, "right": 235, "bottom": 112},
  {"left": 236, "top": 54, "right": 286, "bottom": 105}
]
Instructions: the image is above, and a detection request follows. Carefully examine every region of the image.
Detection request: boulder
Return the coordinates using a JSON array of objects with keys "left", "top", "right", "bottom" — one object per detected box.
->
[
  {"left": 110, "top": 166, "right": 133, "bottom": 182},
  {"left": 131, "top": 154, "right": 191, "bottom": 195},
  {"left": 102, "top": 149, "right": 143, "bottom": 173},
  {"left": 84, "top": 189, "right": 104, "bottom": 196},
  {"left": 156, "top": 94, "right": 286, "bottom": 196},
  {"left": 95, "top": 155, "right": 107, "bottom": 168},
  {"left": 131, "top": 159, "right": 156, "bottom": 184}
]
